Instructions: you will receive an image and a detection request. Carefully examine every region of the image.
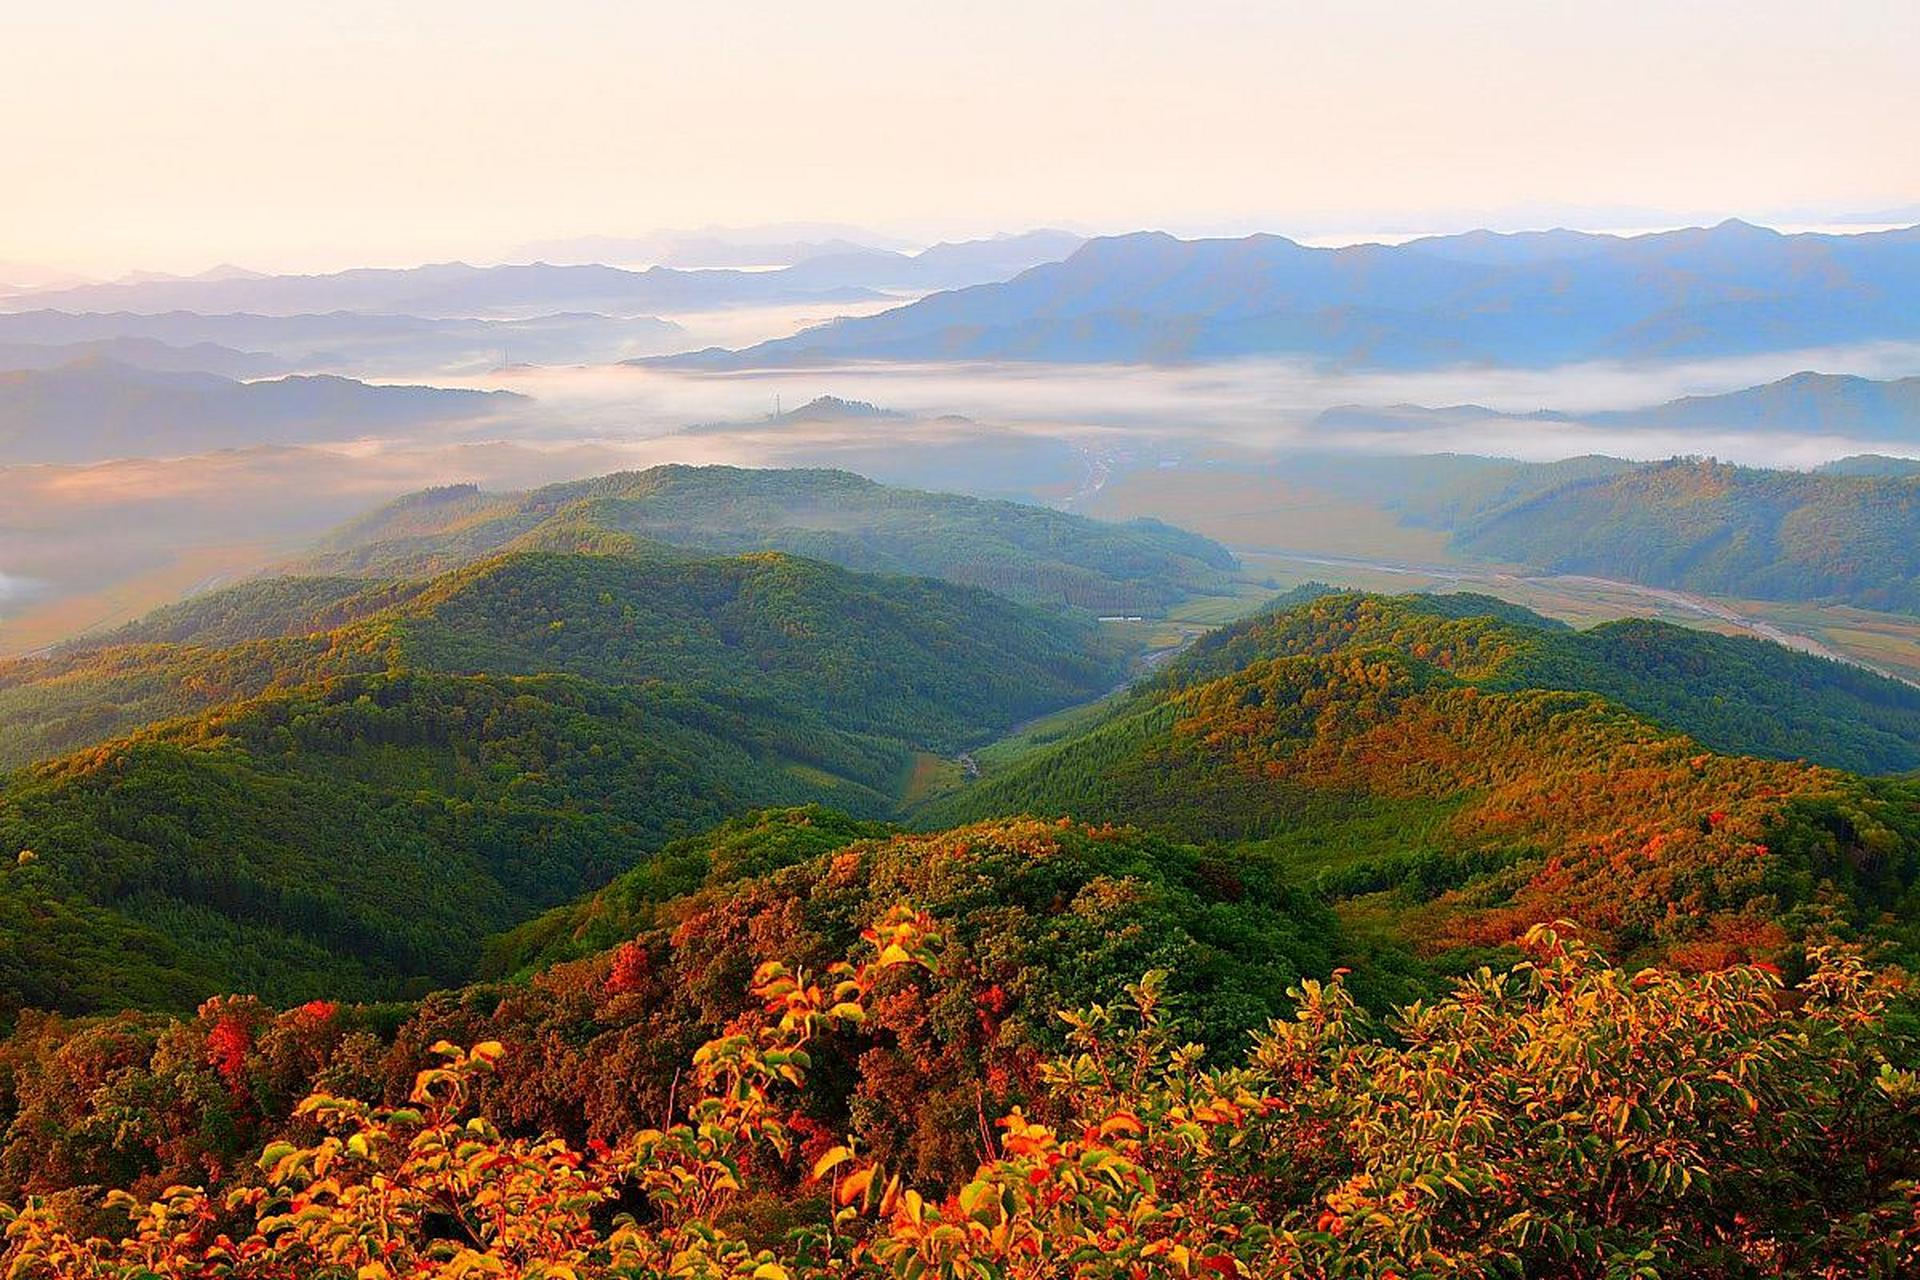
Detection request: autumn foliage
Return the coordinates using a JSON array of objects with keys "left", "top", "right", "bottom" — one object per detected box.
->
[{"left": 5, "top": 910, "right": 1917, "bottom": 1279}]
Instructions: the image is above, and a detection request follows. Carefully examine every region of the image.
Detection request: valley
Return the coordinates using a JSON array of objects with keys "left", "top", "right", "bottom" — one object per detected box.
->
[{"left": 5, "top": 14, "right": 1920, "bottom": 1261}]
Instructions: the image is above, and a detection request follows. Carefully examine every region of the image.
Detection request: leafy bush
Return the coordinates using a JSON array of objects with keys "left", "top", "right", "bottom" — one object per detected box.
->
[{"left": 4, "top": 916, "right": 1916, "bottom": 1278}]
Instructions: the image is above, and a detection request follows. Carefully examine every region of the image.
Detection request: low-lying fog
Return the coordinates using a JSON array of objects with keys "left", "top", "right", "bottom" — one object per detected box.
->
[
  {"left": 433, "top": 338, "right": 1920, "bottom": 469},
  {"left": 7, "top": 335, "right": 1920, "bottom": 653}
]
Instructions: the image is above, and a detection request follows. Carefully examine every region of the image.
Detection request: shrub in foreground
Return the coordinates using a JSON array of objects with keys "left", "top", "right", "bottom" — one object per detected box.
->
[{"left": 3, "top": 915, "right": 1917, "bottom": 1278}]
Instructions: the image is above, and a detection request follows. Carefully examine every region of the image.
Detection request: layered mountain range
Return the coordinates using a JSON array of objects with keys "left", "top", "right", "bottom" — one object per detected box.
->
[{"left": 656, "top": 221, "right": 1920, "bottom": 368}]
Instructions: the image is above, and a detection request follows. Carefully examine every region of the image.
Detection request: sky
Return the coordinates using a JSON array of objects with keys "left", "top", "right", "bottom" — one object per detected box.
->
[{"left": 6, "top": 0, "right": 1917, "bottom": 276}]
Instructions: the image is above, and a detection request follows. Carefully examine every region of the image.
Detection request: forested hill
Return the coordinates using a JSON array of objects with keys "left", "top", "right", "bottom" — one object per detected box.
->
[
  {"left": 924, "top": 591, "right": 1920, "bottom": 967},
  {"left": 1449, "top": 457, "right": 1920, "bottom": 614},
  {"left": 0, "top": 807, "right": 1350, "bottom": 1210},
  {"left": 0, "top": 549, "right": 1120, "bottom": 1016},
  {"left": 1279, "top": 451, "right": 1920, "bottom": 616},
  {"left": 5, "top": 803, "right": 1920, "bottom": 1275},
  {"left": 1157, "top": 589, "right": 1920, "bottom": 774},
  {"left": 7, "top": 598, "right": 1920, "bottom": 1265},
  {"left": 289, "top": 464, "right": 1239, "bottom": 613}
]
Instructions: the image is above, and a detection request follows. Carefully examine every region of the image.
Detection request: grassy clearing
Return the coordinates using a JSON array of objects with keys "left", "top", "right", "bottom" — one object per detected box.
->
[{"left": 897, "top": 751, "right": 962, "bottom": 807}]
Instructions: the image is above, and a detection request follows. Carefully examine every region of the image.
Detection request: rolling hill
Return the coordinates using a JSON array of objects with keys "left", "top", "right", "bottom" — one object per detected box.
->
[
  {"left": 1259, "top": 449, "right": 1920, "bottom": 619},
  {"left": 5, "top": 593, "right": 1920, "bottom": 1266},
  {"left": 0, "top": 232, "right": 1082, "bottom": 322},
  {"left": 923, "top": 591, "right": 1920, "bottom": 965},
  {"left": 656, "top": 221, "right": 1920, "bottom": 369},
  {"left": 0, "top": 548, "right": 1120, "bottom": 1015},
  {"left": 289, "top": 464, "right": 1240, "bottom": 612},
  {"left": 1449, "top": 457, "right": 1920, "bottom": 613},
  {"left": 0, "top": 806, "right": 1349, "bottom": 1207}
]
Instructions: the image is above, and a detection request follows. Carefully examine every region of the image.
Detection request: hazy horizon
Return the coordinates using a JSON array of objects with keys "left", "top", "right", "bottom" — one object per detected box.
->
[{"left": 7, "top": 0, "right": 1917, "bottom": 277}]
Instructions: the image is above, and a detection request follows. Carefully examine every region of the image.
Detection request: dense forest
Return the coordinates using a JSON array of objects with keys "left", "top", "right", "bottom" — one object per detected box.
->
[
  {"left": 1288, "top": 451, "right": 1920, "bottom": 615},
  {"left": 292, "top": 464, "right": 1241, "bottom": 613},
  {"left": 0, "top": 549, "right": 1123, "bottom": 1015},
  {"left": 926, "top": 592, "right": 1920, "bottom": 966},
  {"left": 6, "top": 570, "right": 1920, "bottom": 1276},
  {"left": 1454, "top": 458, "right": 1920, "bottom": 613},
  {"left": 0, "top": 549, "right": 1118, "bottom": 770},
  {"left": 3, "top": 823, "right": 1915, "bottom": 1276}
]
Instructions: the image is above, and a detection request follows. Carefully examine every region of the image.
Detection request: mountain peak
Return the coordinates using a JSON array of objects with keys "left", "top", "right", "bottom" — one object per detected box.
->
[
  {"left": 1710, "top": 216, "right": 1780, "bottom": 236},
  {"left": 772, "top": 394, "right": 904, "bottom": 423}
]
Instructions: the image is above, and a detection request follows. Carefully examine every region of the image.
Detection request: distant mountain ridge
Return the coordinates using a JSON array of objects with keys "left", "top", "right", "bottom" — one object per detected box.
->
[
  {"left": 1582, "top": 372, "right": 1920, "bottom": 437},
  {"left": 1817, "top": 454, "right": 1920, "bottom": 477},
  {"left": 0, "top": 308, "right": 685, "bottom": 375},
  {"left": 0, "top": 336, "right": 283, "bottom": 378},
  {"left": 0, "top": 360, "right": 525, "bottom": 462},
  {"left": 0, "top": 261, "right": 881, "bottom": 319},
  {"left": 653, "top": 221, "right": 1920, "bottom": 369},
  {"left": 3, "top": 231, "right": 1085, "bottom": 321},
  {"left": 510, "top": 221, "right": 917, "bottom": 267},
  {"left": 1319, "top": 371, "right": 1920, "bottom": 440}
]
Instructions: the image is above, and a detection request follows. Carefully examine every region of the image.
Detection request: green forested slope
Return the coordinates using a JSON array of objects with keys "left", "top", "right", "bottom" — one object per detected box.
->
[
  {"left": 923, "top": 592, "right": 1920, "bottom": 965},
  {"left": 0, "top": 549, "right": 1116, "bottom": 769},
  {"left": 0, "top": 807, "right": 1354, "bottom": 1206},
  {"left": 1, "top": 672, "right": 902, "bottom": 1015},
  {"left": 1159, "top": 591, "right": 1920, "bottom": 773},
  {"left": 1450, "top": 458, "right": 1920, "bottom": 613},
  {"left": 0, "top": 550, "right": 1120, "bottom": 1016},
  {"left": 292, "top": 464, "right": 1239, "bottom": 612}
]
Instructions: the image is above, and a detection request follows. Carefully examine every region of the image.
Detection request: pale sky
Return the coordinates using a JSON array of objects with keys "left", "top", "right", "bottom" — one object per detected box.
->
[{"left": 6, "top": 0, "right": 1917, "bottom": 275}]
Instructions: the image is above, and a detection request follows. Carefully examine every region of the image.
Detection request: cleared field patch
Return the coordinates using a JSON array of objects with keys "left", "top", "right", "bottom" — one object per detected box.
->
[{"left": 898, "top": 751, "right": 963, "bottom": 807}]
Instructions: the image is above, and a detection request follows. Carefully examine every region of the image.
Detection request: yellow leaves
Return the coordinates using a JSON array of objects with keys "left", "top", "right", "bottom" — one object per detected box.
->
[
  {"left": 1143, "top": 1238, "right": 1194, "bottom": 1273},
  {"left": 956, "top": 1178, "right": 1008, "bottom": 1224},
  {"left": 15, "top": 910, "right": 1909, "bottom": 1280},
  {"left": 837, "top": 1166, "right": 876, "bottom": 1206},
  {"left": 811, "top": 1145, "right": 854, "bottom": 1181},
  {"left": 1189, "top": 1098, "right": 1245, "bottom": 1126},
  {"left": 863, "top": 906, "right": 940, "bottom": 971},
  {"left": 876, "top": 1172, "right": 904, "bottom": 1218}
]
